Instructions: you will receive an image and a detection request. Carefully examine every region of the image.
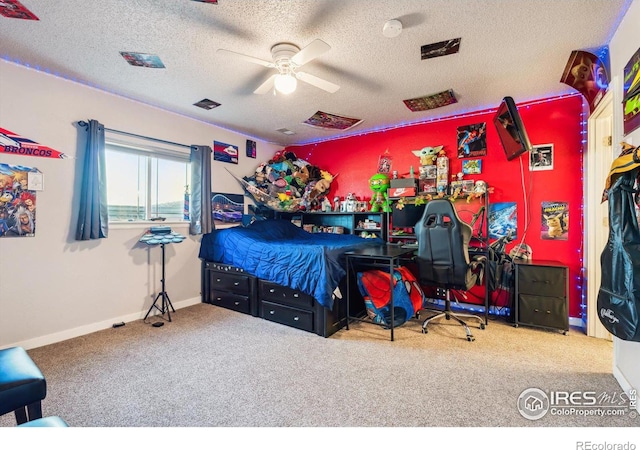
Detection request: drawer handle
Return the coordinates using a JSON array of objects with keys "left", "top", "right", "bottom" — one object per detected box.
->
[
  {"left": 216, "top": 278, "right": 221, "bottom": 282},
  {"left": 234, "top": 282, "right": 240, "bottom": 286},
  {"left": 533, "top": 309, "right": 552, "bottom": 314},
  {"left": 216, "top": 297, "right": 222, "bottom": 301},
  {"left": 234, "top": 301, "right": 240, "bottom": 306},
  {"left": 269, "top": 310, "right": 275, "bottom": 315},
  {"left": 294, "top": 316, "right": 299, "bottom": 321},
  {"left": 293, "top": 293, "right": 299, "bottom": 298},
  {"left": 269, "top": 288, "right": 276, "bottom": 293}
]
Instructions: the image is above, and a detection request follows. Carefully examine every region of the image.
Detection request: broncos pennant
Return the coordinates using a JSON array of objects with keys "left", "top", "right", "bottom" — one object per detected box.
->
[{"left": 0, "top": 127, "right": 68, "bottom": 159}]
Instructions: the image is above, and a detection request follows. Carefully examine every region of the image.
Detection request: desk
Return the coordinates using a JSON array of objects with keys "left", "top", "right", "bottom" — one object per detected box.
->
[{"left": 345, "top": 245, "right": 414, "bottom": 341}]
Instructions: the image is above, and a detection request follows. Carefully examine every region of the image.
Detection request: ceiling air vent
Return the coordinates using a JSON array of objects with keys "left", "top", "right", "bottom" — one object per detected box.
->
[
  {"left": 193, "top": 98, "right": 220, "bottom": 110},
  {"left": 277, "top": 128, "right": 295, "bottom": 135}
]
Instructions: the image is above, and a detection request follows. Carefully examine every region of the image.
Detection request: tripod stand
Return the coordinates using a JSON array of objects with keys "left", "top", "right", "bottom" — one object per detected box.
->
[{"left": 144, "top": 242, "right": 176, "bottom": 322}]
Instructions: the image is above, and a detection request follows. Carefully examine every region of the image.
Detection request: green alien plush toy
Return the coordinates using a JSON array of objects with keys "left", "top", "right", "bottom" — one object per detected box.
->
[{"left": 369, "top": 173, "right": 392, "bottom": 212}]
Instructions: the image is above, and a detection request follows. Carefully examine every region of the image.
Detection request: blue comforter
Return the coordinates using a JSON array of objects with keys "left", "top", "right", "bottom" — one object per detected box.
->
[{"left": 199, "top": 220, "right": 383, "bottom": 309}]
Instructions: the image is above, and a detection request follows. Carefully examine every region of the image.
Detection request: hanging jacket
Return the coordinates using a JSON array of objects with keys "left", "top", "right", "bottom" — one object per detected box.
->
[{"left": 597, "top": 144, "right": 640, "bottom": 341}]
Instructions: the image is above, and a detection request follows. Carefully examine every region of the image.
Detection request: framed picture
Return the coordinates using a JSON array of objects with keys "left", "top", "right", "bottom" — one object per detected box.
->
[
  {"left": 529, "top": 144, "right": 553, "bottom": 171},
  {"left": 462, "top": 159, "right": 482, "bottom": 174}
]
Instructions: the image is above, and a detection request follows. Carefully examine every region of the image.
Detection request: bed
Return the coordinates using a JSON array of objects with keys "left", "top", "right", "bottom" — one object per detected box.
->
[{"left": 198, "top": 219, "right": 383, "bottom": 309}]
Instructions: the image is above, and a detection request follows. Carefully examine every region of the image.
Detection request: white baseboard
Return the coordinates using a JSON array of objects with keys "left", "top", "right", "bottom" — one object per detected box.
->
[{"left": 7, "top": 296, "right": 202, "bottom": 351}]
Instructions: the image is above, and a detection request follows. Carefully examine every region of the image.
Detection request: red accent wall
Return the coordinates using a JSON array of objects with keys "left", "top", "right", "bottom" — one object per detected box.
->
[{"left": 286, "top": 95, "right": 586, "bottom": 318}]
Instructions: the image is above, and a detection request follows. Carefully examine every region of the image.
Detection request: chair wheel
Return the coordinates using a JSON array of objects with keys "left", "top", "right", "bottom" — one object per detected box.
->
[
  {"left": 467, "top": 336, "right": 475, "bottom": 342},
  {"left": 480, "top": 323, "right": 486, "bottom": 330},
  {"left": 422, "top": 328, "right": 428, "bottom": 334}
]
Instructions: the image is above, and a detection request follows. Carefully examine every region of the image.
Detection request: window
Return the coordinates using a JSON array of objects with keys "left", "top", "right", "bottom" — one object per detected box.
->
[{"left": 105, "top": 135, "right": 190, "bottom": 223}]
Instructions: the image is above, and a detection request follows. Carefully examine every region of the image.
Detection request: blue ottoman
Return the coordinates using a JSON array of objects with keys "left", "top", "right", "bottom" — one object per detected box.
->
[
  {"left": 18, "top": 416, "right": 68, "bottom": 427},
  {"left": 0, "top": 347, "right": 46, "bottom": 424}
]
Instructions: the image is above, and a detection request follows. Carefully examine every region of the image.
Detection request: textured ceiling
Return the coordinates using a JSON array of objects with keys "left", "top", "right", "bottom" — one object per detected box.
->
[{"left": 0, "top": 0, "right": 632, "bottom": 146}]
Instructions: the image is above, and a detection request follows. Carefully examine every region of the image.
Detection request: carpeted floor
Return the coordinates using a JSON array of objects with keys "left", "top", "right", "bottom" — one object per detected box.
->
[{"left": 0, "top": 303, "right": 637, "bottom": 429}]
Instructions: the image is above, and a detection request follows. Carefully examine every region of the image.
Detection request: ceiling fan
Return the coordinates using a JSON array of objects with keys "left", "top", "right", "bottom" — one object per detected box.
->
[{"left": 217, "top": 39, "right": 340, "bottom": 95}]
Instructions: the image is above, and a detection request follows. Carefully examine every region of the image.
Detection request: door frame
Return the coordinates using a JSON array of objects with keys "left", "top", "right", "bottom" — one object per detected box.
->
[{"left": 585, "top": 90, "right": 614, "bottom": 339}]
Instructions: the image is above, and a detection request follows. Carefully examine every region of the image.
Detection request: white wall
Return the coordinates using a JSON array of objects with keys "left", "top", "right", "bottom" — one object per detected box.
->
[
  {"left": 609, "top": 0, "right": 640, "bottom": 407},
  {"left": 0, "top": 61, "right": 282, "bottom": 349}
]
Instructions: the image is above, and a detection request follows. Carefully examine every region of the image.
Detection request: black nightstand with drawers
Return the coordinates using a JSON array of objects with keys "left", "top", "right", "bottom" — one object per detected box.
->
[
  {"left": 514, "top": 260, "right": 569, "bottom": 334},
  {"left": 202, "top": 261, "right": 258, "bottom": 317}
]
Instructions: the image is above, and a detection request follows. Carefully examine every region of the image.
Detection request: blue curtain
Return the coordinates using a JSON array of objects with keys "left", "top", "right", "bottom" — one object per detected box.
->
[
  {"left": 190, "top": 145, "right": 213, "bottom": 235},
  {"left": 76, "top": 119, "right": 108, "bottom": 240}
]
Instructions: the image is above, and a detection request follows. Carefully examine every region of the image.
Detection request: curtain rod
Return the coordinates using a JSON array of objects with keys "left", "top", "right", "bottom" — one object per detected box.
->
[{"left": 77, "top": 120, "right": 191, "bottom": 149}]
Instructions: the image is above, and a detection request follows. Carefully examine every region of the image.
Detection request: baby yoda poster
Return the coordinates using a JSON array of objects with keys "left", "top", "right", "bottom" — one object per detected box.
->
[{"left": 541, "top": 201, "right": 568, "bottom": 240}]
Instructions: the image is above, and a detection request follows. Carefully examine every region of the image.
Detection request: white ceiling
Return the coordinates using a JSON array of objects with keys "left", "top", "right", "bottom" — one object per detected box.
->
[{"left": 0, "top": 0, "right": 632, "bottom": 146}]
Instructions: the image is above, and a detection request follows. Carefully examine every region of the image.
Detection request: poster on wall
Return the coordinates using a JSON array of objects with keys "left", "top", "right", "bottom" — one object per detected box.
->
[
  {"left": 541, "top": 201, "right": 568, "bottom": 240},
  {"left": 456, "top": 123, "right": 486, "bottom": 158},
  {"left": 421, "top": 38, "right": 461, "bottom": 60},
  {"left": 213, "top": 141, "right": 239, "bottom": 164},
  {"left": 0, "top": 162, "right": 38, "bottom": 237},
  {"left": 488, "top": 202, "right": 517, "bottom": 240},
  {"left": 529, "top": 144, "right": 554, "bottom": 171},
  {"left": 560, "top": 50, "right": 609, "bottom": 113},
  {"left": 623, "top": 47, "right": 640, "bottom": 135},
  {"left": 377, "top": 152, "right": 392, "bottom": 174},
  {"left": 211, "top": 192, "right": 243, "bottom": 226},
  {"left": 303, "top": 110, "right": 363, "bottom": 131},
  {"left": 403, "top": 89, "right": 457, "bottom": 112},
  {"left": 119, "top": 52, "right": 165, "bottom": 68},
  {"left": 0, "top": 127, "right": 67, "bottom": 159},
  {"left": 246, "top": 139, "right": 256, "bottom": 159}
]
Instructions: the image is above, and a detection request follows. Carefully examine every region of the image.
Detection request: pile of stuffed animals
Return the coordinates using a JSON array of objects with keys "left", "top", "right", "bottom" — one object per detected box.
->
[{"left": 240, "top": 150, "right": 335, "bottom": 212}]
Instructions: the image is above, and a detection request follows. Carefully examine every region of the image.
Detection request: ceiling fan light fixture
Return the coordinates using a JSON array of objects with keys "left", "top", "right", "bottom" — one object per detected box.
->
[{"left": 274, "top": 73, "right": 297, "bottom": 94}]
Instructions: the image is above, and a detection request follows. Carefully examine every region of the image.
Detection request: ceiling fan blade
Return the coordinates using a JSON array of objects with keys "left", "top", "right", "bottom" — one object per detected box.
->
[
  {"left": 291, "top": 39, "right": 331, "bottom": 67},
  {"left": 296, "top": 71, "right": 340, "bottom": 93},
  {"left": 216, "top": 48, "right": 274, "bottom": 68},
  {"left": 254, "top": 74, "right": 277, "bottom": 94}
]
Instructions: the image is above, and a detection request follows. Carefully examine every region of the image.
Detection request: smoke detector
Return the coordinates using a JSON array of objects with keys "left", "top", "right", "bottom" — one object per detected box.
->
[{"left": 382, "top": 19, "right": 403, "bottom": 38}]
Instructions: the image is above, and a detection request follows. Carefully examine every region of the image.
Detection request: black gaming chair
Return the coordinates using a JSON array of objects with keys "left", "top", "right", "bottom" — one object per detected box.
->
[{"left": 414, "top": 199, "right": 486, "bottom": 341}]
